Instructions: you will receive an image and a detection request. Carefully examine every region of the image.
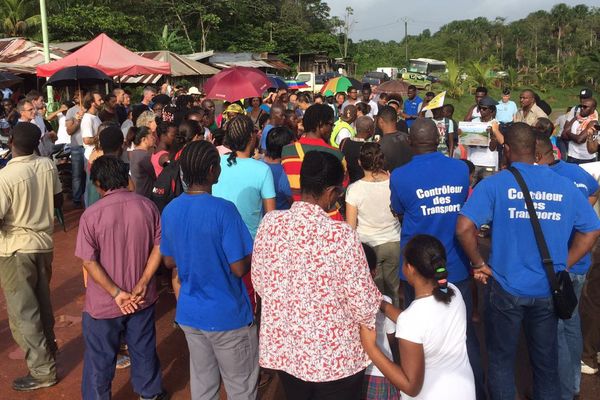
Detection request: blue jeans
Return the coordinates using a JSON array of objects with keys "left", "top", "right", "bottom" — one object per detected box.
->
[
  {"left": 403, "top": 278, "right": 486, "bottom": 400},
  {"left": 485, "top": 278, "right": 559, "bottom": 400},
  {"left": 82, "top": 305, "right": 163, "bottom": 400},
  {"left": 557, "top": 273, "right": 586, "bottom": 400},
  {"left": 71, "top": 145, "right": 85, "bottom": 204}
]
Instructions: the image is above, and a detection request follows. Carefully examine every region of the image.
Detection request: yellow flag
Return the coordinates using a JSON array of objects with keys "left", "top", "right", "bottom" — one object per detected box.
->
[{"left": 422, "top": 91, "right": 446, "bottom": 111}]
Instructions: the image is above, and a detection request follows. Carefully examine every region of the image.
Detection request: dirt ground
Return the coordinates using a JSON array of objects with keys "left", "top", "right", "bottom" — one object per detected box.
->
[{"left": 0, "top": 202, "right": 599, "bottom": 399}]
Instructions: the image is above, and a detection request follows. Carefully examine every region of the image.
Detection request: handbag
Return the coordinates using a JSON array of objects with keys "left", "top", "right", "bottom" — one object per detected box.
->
[{"left": 508, "top": 166, "right": 578, "bottom": 319}]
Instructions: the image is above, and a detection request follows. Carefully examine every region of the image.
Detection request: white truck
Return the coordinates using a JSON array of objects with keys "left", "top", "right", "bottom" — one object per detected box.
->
[
  {"left": 376, "top": 67, "right": 398, "bottom": 79},
  {"left": 295, "top": 72, "right": 325, "bottom": 93}
]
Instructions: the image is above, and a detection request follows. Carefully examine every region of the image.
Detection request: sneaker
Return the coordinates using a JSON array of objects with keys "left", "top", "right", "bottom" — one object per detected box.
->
[
  {"left": 12, "top": 374, "right": 57, "bottom": 391},
  {"left": 581, "top": 361, "right": 598, "bottom": 375}
]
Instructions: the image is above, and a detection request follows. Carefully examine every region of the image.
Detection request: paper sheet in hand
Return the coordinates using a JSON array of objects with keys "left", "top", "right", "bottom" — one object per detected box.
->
[{"left": 458, "top": 121, "right": 490, "bottom": 146}]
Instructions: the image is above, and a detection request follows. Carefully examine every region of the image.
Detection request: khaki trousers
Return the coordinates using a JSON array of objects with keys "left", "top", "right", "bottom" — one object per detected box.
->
[
  {"left": 0, "top": 252, "right": 56, "bottom": 379},
  {"left": 373, "top": 241, "right": 401, "bottom": 308}
]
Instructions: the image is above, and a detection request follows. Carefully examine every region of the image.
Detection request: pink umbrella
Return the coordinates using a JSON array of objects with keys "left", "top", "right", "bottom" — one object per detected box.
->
[{"left": 203, "top": 67, "right": 271, "bottom": 102}]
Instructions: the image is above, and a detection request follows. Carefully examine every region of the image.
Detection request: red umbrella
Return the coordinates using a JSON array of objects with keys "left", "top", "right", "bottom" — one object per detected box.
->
[{"left": 203, "top": 67, "right": 271, "bottom": 102}]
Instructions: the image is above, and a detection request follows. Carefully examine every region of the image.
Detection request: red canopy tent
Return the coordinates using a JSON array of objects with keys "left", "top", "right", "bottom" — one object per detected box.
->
[{"left": 36, "top": 33, "right": 171, "bottom": 77}]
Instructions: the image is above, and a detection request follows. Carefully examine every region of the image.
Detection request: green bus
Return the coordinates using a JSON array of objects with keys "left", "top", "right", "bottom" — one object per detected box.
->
[{"left": 399, "top": 58, "right": 447, "bottom": 90}]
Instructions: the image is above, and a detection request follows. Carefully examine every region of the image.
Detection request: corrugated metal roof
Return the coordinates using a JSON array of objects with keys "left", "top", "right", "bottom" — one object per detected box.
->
[
  {"left": 184, "top": 50, "right": 214, "bottom": 61},
  {"left": 212, "top": 60, "right": 273, "bottom": 69},
  {"left": 0, "top": 62, "right": 35, "bottom": 74},
  {"left": 49, "top": 41, "right": 89, "bottom": 52},
  {"left": 119, "top": 50, "right": 219, "bottom": 84},
  {"left": 266, "top": 60, "right": 291, "bottom": 70},
  {"left": 0, "top": 38, "right": 68, "bottom": 70}
]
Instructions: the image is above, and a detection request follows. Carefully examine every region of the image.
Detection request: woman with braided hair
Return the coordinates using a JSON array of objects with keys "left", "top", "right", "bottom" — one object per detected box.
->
[
  {"left": 360, "top": 234, "right": 475, "bottom": 400},
  {"left": 212, "top": 114, "right": 276, "bottom": 311},
  {"left": 213, "top": 114, "right": 276, "bottom": 238},
  {"left": 160, "top": 140, "right": 259, "bottom": 400}
]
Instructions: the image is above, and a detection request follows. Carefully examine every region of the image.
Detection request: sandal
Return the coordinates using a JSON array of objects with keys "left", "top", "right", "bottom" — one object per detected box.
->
[{"left": 116, "top": 354, "right": 131, "bottom": 369}]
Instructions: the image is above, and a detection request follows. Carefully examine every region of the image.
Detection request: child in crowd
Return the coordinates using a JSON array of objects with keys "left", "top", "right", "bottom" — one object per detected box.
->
[
  {"left": 263, "top": 126, "right": 294, "bottom": 210},
  {"left": 361, "top": 234, "right": 475, "bottom": 400},
  {"left": 361, "top": 243, "right": 401, "bottom": 400}
]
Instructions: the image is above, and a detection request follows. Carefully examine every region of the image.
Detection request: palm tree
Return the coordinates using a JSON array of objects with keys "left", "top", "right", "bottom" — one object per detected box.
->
[
  {"left": 1, "top": 0, "right": 40, "bottom": 37},
  {"left": 441, "top": 59, "right": 465, "bottom": 99}
]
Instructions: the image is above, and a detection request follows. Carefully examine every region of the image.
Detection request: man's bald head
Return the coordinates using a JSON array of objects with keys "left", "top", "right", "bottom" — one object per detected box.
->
[
  {"left": 505, "top": 122, "right": 536, "bottom": 162},
  {"left": 355, "top": 116, "right": 374, "bottom": 138},
  {"left": 409, "top": 118, "right": 439, "bottom": 154}
]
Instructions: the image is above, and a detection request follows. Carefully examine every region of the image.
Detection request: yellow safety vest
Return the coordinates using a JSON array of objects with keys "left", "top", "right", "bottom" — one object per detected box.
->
[{"left": 330, "top": 119, "right": 356, "bottom": 148}]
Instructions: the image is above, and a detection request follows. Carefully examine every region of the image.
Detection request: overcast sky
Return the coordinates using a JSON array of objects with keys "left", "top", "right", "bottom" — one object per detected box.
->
[{"left": 328, "top": 0, "right": 598, "bottom": 41}]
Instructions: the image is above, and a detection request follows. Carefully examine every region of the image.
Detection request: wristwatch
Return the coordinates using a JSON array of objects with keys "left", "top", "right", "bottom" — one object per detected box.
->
[{"left": 471, "top": 261, "right": 486, "bottom": 270}]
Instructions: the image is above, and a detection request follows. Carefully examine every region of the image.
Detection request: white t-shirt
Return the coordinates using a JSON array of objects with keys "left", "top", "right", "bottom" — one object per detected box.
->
[
  {"left": 567, "top": 120, "right": 596, "bottom": 160},
  {"left": 345, "top": 178, "right": 401, "bottom": 247},
  {"left": 55, "top": 113, "right": 70, "bottom": 145},
  {"left": 467, "top": 118, "right": 498, "bottom": 168},
  {"left": 81, "top": 112, "right": 101, "bottom": 160},
  {"left": 121, "top": 119, "right": 134, "bottom": 139},
  {"left": 366, "top": 295, "right": 396, "bottom": 377},
  {"left": 396, "top": 283, "right": 475, "bottom": 400},
  {"left": 336, "top": 127, "right": 352, "bottom": 146},
  {"left": 368, "top": 100, "right": 379, "bottom": 118}
]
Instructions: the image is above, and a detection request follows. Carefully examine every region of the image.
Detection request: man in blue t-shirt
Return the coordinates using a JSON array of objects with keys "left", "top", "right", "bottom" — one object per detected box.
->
[
  {"left": 535, "top": 133, "right": 600, "bottom": 399},
  {"left": 160, "top": 141, "right": 259, "bottom": 399},
  {"left": 390, "top": 118, "right": 485, "bottom": 399},
  {"left": 401, "top": 85, "right": 422, "bottom": 129},
  {"left": 259, "top": 103, "right": 285, "bottom": 152},
  {"left": 457, "top": 123, "right": 600, "bottom": 400}
]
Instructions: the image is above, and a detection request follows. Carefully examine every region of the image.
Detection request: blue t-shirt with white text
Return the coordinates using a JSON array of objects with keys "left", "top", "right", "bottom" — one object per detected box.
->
[
  {"left": 403, "top": 96, "right": 423, "bottom": 128},
  {"left": 161, "top": 193, "right": 254, "bottom": 331},
  {"left": 390, "top": 152, "right": 470, "bottom": 282},
  {"left": 460, "top": 162, "right": 600, "bottom": 297},
  {"left": 550, "top": 160, "right": 600, "bottom": 274}
]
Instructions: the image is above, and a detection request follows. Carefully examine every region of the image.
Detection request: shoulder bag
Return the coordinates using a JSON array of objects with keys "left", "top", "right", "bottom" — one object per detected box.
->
[{"left": 508, "top": 166, "right": 577, "bottom": 319}]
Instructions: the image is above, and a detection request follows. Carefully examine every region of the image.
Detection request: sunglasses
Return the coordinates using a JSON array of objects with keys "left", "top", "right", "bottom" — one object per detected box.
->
[{"left": 479, "top": 106, "right": 490, "bottom": 111}]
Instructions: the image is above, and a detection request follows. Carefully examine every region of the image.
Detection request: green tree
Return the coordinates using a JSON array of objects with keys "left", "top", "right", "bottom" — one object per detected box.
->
[
  {"left": 48, "top": 5, "right": 153, "bottom": 50},
  {"left": 0, "top": 0, "right": 40, "bottom": 37}
]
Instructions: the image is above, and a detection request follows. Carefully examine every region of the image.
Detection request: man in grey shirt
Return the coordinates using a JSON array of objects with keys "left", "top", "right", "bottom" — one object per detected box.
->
[{"left": 65, "top": 90, "right": 86, "bottom": 206}]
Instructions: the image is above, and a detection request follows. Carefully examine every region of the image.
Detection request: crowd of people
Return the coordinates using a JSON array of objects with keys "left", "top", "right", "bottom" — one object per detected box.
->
[{"left": 0, "top": 78, "right": 600, "bottom": 400}]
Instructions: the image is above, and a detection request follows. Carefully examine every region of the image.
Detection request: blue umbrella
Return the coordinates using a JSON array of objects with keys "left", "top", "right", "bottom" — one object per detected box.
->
[{"left": 268, "top": 75, "right": 288, "bottom": 90}]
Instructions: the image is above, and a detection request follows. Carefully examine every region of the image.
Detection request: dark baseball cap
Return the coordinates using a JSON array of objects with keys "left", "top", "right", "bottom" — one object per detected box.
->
[
  {"left": 580, "top": 88, "right": 593, "bottom": 99},
  {"left": 479, "top": 96, "right": 497, "bottom": 107}
]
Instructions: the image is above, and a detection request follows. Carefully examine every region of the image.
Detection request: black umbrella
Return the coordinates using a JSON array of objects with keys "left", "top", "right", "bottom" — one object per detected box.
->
[
  {"left": 46, "top": 65, "right": 112, "bottom": 87},
  {"left": 0, "top": 71, "right": 23, "bottom": 89}
]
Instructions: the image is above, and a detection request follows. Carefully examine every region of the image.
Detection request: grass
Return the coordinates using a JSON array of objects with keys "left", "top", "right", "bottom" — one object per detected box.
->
[{"left": 438, "top": 85, "right": 581, "bottom": 121}]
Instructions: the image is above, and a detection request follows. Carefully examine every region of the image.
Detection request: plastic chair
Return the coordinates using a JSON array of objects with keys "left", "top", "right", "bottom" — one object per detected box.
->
[{"left": 55, "top": 207, "right": 67, "bottom": 232}]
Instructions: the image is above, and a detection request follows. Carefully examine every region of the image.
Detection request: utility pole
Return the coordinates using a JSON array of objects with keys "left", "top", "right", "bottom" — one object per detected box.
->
[
  {"left": 343, "top": 7, "right": 354, "bottom": 59},
  {"left": 403, "top": 18, "right": 408, "bottom": 62},
  {"left": 39, "top": 0, "right": 53, "bottom": 110}
]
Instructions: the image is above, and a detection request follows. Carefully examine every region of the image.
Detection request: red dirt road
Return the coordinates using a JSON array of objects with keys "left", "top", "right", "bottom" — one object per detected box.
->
[{"left": 0, "top": 203, "right": 599, "bottom": 399}]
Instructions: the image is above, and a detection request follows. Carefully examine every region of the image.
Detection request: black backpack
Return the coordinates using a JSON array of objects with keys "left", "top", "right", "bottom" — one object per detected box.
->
[{"left": 151, "top": 159, "right": 183, "bottom": 213}]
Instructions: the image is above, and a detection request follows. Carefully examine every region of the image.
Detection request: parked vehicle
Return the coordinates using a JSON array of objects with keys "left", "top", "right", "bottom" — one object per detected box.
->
[
  {"left": 295, "top": 72, "right": 326, "bottom": 93},
  {"left": 362, "top": 71, "right": 391, "bottom": 86},
  {"left": 376, "top": 67, "right": 398, "bottom": 79},
  {"left": 399, "top": 58, "right": 447, "bottom": 90}
]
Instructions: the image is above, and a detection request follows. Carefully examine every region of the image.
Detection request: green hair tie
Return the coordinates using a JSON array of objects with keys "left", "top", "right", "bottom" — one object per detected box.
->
[{"left": 436, "top": 267, "right": 446, "bottom": 273}]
